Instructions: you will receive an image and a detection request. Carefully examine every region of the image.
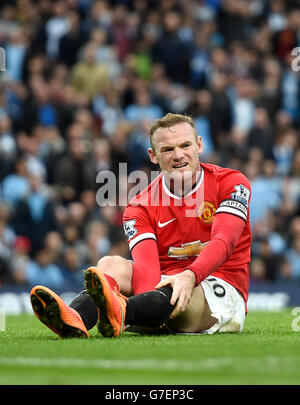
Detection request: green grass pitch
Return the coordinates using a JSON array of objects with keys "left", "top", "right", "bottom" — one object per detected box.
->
[{"left": 0, "top": 310, "right": 299, "bottom": 385}]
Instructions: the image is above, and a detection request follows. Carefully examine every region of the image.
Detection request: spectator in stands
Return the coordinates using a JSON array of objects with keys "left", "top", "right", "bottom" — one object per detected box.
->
[
  {"left": 272, "top": 127, "right": 299, "bottom": 176},
  {"left": 244, "top": 158, "right": 284, "bottom": 228},
  {"left": 282, "top": 236, "right": 300, "bottom": 279},
  {"left": 57, "top": 10, "right": 84, "bottom": 68},
  {"left": 60, "top": 246, "right": 84, "bottom": 287},
  {"left": 11, "top": 171, "right": 57, "bottom": 252},
  {"left": 92, "top": 84, "right": 125, "bottom": 138},
  {"left": 52, "top": 122, "right": 95, "bottom": 202},
  {"left": 248, "top": 107, "right": 274, "bottom": 159},
  {"left": 4, "top": 26, "right": 28, "bottom": 82},
  {"left": 208, "top": 71, "right": 233, "bottom": 150},
  {"left": 25, "top": 247, "right": 64, "bottom": 289},
  {"left": 0, "top": 114, "right": 17, "bottom": 179},
  {"left": 45, "top": 0, "right": 70, "bottom": 61},
  {"left": 188, "top": 89, "right": 216, "bottom": 161},
  {"left": 110, "top": 4, "right": 134, "bottom": 63},
  {"left": 127, "top": 119, "right": 153, "bottom": 171},
  {"left": 1, "top": 157, "right": 29, "bottom": 204},
  {"left": 43, "top": 231, "right": 63, "bottom": 266},
  {"left": 62, "top": 223, "right": 89, "bottom": 269},
  {"left": 70, "top": 41, "right": 110, "bottom": 101},
  {"left": 189, "top": 28, "right": 211, "bottom": 89},
  {"left": 151, "top": 10, "right": 190, "bottom": 84},
  {"left": 10, "top": 236, "right": 31, "bottom": 285},
  {"left": 85, "top": 220, "right": 111, "bottom": 266},
  {"left": 124, "top": 85, "right": 163, "bottom": 122},
  {"left": 0, "top": 205, "right": 16, "bottom": 283},
  {"left": 90, "top": 27, "right": 122, "bottom": 81}
]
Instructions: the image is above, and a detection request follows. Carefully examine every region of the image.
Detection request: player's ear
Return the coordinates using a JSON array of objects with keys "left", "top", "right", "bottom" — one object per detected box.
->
[
  {"left": 197, "top": 136, "right": 203, "bottom": 154},
  {"left": 148, "top": 147, "right": 158, "bottom": 164}
]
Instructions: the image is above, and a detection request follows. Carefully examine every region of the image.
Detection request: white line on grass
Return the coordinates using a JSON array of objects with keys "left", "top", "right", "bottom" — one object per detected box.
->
[
  {"left": 0, "top": 356, "right": 233, "bottom": 372},
  {"left": 0, "top": 356, "right": 298, "bottom": 373}
]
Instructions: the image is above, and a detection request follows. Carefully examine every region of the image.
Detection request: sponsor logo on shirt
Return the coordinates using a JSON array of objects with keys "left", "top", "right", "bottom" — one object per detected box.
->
[{"left": 168, "top": 240, "right": 208, "bottom": 259}]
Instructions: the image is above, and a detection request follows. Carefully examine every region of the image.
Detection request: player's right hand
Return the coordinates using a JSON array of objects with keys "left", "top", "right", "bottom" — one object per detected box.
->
[{"left": 155, "top": 270, "right": 196, "bottom": 318}]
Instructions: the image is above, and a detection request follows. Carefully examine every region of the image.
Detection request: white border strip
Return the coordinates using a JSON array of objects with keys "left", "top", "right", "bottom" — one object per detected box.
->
[
  {"left": 215, "top": 206, "right": 247, "bottom": 221},
  {"left": 129, "top": 233, "right": 156, "bottom": 250}
]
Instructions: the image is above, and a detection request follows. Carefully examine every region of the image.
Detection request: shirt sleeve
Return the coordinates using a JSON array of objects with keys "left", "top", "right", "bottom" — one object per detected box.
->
[
  {"left": 186, "top": 212, "right": 246, "bottom": 285},
  {"left": 215, "top": 171, "right": 251, "bottom": 222},
  {"left": 123, "top": 204, "right": 156, "bottom": 251},
  {"left": 131, "top": 238, "right": 161, "bottom": 294},
  {"left": 123, "top": 205, "right": 161, "bottom": 294}
]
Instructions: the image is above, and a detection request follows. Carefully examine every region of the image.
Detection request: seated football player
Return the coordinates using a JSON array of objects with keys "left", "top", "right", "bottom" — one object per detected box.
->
[{"left": 30, "top": 113, "right": 251, "bottom": 338}]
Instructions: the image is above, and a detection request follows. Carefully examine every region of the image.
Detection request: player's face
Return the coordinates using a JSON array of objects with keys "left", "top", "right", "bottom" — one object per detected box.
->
[{"left": 148, "top": 122, "right": 203, "bottom": 185}]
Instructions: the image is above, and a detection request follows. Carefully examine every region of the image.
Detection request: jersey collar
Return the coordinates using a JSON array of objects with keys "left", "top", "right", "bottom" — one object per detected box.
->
[{"left": 162, "top": 168, "right": 204, "bottom": 200}]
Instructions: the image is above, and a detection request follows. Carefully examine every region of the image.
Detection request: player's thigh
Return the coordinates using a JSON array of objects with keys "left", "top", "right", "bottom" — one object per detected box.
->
[
  {"left": 97, "top": 255, "right": 133, "bottom": 296},
  {"left": 168, "top": 277, "right": 246, "bottom": 334},
  {"left": 199, "top": 277, "right": 246, "bottom": 334},
  {"left": 167, "top": 283, "right": 217, "bottom": 333}
]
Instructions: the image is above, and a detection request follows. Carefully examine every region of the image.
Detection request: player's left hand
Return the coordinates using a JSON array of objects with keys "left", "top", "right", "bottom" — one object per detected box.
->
[{"left": 155, "top": 270, "right": 196, "bottom": 319}]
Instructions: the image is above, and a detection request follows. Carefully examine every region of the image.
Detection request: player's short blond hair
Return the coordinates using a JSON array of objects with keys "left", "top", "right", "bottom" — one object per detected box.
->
[{"left": 149, "top": 113, "right": 197, "bottom": 151}]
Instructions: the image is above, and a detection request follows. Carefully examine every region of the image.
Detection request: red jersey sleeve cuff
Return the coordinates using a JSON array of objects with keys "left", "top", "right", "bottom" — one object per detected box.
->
[{"left": 184, "top": 266, "right": 203, "bottom": 286}]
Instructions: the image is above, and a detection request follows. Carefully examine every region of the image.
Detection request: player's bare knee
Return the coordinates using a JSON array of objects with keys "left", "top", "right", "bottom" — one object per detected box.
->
[
  {"left": 97, "top": 255, "right": 127, "bottom": 270},
  {"left": 97, "top": 255, "right": 133, "bottom": 294}
]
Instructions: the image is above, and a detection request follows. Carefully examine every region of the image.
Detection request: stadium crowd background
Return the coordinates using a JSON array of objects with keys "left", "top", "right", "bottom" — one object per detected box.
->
[{"left": 0, "top": 0, "right": 299, "bottom": 291}]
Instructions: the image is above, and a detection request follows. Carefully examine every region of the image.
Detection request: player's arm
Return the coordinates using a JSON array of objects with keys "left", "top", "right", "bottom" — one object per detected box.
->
[
  {"left": 187, "top": 171, "right": 251, "bottom": 286},
  {"left": 123, "top": 206, "right": 161, "bottom": 295},
  {"left": 185, "top": 212, "right": 246, "bottom": 284},
  {"left": 131, "top": 238, "right": 161, "bottom": 294}
]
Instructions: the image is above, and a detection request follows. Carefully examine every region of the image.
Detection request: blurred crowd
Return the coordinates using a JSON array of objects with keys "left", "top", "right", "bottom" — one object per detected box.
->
[{"left": 0, "top": 0, "right": 299, "bottom": 290}]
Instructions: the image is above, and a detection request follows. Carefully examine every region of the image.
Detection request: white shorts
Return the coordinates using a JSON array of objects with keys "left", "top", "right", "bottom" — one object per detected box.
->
[
  {"left": 161, "top": 274, "right": 246, "bottom": 335},
  {"left": 200, "top": 276, "right": 246, "bottom": 334}
]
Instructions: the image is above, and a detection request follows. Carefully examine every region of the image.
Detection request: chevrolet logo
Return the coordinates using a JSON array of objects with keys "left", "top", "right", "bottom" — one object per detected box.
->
[{"left": 168, "top": 240, "right": 208, "bottom": 258}]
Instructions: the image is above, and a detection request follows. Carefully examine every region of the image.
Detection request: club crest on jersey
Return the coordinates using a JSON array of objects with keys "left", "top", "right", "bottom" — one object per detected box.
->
[
  {"left": 231, "top": 184, "right": 250, "bottom": 207},
  {"left": 123, "top": 219, "right": 137, "bottom": 240},
  {"left": 198, "top": 201, "right": 216, "bottom": 224}
]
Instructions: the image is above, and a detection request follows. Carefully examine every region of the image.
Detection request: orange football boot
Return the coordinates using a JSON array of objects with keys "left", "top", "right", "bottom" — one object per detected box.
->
[
  {"left": 84, "top": 267, "right": 127, "bottom": 338},
  {"left": 30, "top": 286, "right": 89, "bottom": 338}
]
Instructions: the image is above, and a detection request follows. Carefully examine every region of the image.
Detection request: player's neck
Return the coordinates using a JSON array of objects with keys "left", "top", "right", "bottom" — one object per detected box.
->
[{"left": 164, "top": 169, "right": 202, "bottom": 197}]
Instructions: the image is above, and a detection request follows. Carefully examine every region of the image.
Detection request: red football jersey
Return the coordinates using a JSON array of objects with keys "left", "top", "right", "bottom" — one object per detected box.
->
[{"left": 123, "top": 163, "right": 252, "bottom": 302}]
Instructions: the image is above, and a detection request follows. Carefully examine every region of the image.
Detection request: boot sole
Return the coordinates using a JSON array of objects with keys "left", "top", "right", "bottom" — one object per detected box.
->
[
  {"left": 31, "top": 288, "right": 88, "bottom": 338},
  {"left": 84, "top": 270, "right": 115, "bottom": 337}
]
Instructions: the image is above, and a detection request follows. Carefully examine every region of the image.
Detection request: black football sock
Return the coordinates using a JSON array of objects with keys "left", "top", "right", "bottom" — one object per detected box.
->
[
  {"left": 125, "top": 286, "right": 176, "bottom": 327},
  {"left": 69, "top": 290, "right": 98, "bottom": 330}
]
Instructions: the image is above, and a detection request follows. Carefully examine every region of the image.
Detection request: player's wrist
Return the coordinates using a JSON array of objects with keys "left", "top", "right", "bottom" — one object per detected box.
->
[
  {"left": 182, "top": 269, "right": 196, "bottom": 286},
  {"left": 183, "top": 267, "right": 200, "bottom": 285}
]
